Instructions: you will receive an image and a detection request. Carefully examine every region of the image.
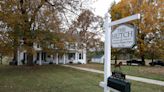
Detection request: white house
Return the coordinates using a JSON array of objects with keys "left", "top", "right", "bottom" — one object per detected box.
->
[
  {"left": 91, "top": 55, "right": 104, "bottom": 63},
  {"left": 17, "top": 42, "right": 87, "bottom": 65}
]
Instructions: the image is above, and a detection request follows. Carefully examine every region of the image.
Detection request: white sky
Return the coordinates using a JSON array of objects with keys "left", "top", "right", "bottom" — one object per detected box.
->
[
  {"left": 92, "top": 0, "right": 120, "bottom": 17},
  {"left": 91, "top": 0, "right": 121, "bottom": 41}
]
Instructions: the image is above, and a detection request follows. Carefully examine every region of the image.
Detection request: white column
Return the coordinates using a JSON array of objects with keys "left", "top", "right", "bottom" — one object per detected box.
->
[
  {"left": 56, "top": 53, "right": 58, "bottom": 64},
  {"left": 53, "top": 55, "right": 55, "bottom": 64},
  {"left": 104, "top": 13, "right": 111, "bottom": 92},
  {"left": 17, "top": 48, "right": 21, "bottom": 65},
  {"left": 39, "top": 52, "right": 42, "bottom": 65},
  {"left": 33, "top": 54, "right": 35, "bottom": 64},
  {"left": 24, "top": 53, "right": 27, "bottom": 64},
  {"left": 63, "top": 54, "right": 66, "bottom": 64},
  {"left": 75, "top": 52, "right": 78, "bottom": 63},
  {"left": 83, "top": 50, "right": 86, "bottom": 64}
]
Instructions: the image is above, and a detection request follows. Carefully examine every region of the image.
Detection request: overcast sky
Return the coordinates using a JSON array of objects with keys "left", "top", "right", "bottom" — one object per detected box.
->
[
  {"left": 92, "top": 0, "right": 120, "bottom": 17},
  {"left": 91, "top": 0, "right": 120, "bottom": 41}
]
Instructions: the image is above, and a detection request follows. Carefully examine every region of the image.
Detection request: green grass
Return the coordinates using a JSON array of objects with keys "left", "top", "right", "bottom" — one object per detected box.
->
[
  {"left": 119, "top": 65, "right": 164, "bottom": 81},
  {"left": 131, "top": 81, "right": 164, "bottom": 92},
  {"left": 72, "top": 64, "right": 164, "bottom": 81},
  {"left": 0, "top": 65, "right": 102, "bottom": 92},
  {"left": 0, "top": 65, "right": 164, "bottom": 92}
]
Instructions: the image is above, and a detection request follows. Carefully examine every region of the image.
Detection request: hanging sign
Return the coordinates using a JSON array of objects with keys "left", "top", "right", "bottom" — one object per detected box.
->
[{"left": 112, "top": 24, "right": 136, "bottom": 48}]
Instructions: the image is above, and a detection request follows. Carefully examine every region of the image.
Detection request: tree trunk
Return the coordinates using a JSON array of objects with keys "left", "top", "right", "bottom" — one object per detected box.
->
[
  {"left": 13, "top": 47, "right": 18, "bottom": 65},
  {"left": 141, "top": 55, "right": 145, "bottom": 65},
  {"left": 114, "top": 55, "right": 117, "bottom": 65},
  {"left": 151, "top": 50, "right": 154, "bottom": 63},
  {"left": 151, "top": 58, "right": 154, "bottom": 63},
  {"left": 27, "top": 53, "right": 34, "bottom": 66},
  {"left": 26, "top": 43, "right": 34, "bottom": 66},
  {"left": 12, "top": 36, "right": 20, "bottom": 65},
  {"left": 0, "top": 54, "right": 2, "bottom": 64},
  {"left": 151, "top": 54, "right": 154, "bottom": 63}
]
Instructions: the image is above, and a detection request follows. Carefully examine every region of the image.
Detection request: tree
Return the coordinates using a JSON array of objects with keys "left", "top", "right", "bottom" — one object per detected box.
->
[
  {"left": 110, "top": 0, "right": 163, "bottom": 65},
  {"left": 68, "top": 10, "right": 103, "bottom": 62},
  {"left": 0, "top": 0, "right": 83, "bottom": 65}
]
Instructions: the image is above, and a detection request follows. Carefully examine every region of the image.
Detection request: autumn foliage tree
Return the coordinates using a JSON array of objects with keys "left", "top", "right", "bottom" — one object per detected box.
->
[
  {"left": 67, "top": 10, "right": 103, "bottom": 62},
  {"left": 110, "top": 0, "right": 164, "bottom": 64},
  {"left": 0, "top": 0, "right": 83, "bottom": 65}
]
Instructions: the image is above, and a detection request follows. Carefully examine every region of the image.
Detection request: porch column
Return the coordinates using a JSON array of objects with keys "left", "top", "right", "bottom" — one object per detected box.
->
[
  {"left": 75, "top": 52, "right": 78, "bottom": 63},
  {"left": 39, "top": 52, "right": 42, "bottom": 65},
  {"left": 24, "top": 53, "right": 27, "bottom": 64},
  {"left": 53, "top": 55, "right": 55, "bottom": 64},
  {"left": 83, "top": 50, "right": 86, "bottom": 64},
  {"left": 63, "top": 54, "right": 66, "bottom": 64},
  {"left": 17, "top": 49, "right": 21, "bottom": 65},
  {"left": 56, "top": 53, "right": 58, "bottom": 65}
]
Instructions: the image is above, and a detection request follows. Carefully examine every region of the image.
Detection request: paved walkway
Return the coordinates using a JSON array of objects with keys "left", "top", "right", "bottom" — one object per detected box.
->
[{"left": 62, "top": 65, "right": 164, "bottom": 86}]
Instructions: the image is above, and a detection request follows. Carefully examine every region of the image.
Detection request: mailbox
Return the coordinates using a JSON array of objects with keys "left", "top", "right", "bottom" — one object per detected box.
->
[
  {"left": 107, "top": 77, "right": 131, "bottom": 92},
  {"left": 107, "top": 72, "right": 131, "bottom": 92}
]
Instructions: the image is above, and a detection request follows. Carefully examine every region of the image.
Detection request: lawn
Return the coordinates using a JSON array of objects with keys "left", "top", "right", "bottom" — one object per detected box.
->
[
  {"left": 0, "top": 65, "right": 164, "bottom": 92},
  {"left": 72, "top": 63, "right": 164, "bottom": 81},
  {"left": 0, "top": 65, "right": 102, "bottom": 92}
]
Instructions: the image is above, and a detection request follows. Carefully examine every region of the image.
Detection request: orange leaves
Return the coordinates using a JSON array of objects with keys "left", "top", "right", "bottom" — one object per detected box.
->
[
  {"left": 110, "top": 0, "right": 163, "bottom": 34},
  {"left": 110, "top": 0, "right": 163, "bottom": 60}
]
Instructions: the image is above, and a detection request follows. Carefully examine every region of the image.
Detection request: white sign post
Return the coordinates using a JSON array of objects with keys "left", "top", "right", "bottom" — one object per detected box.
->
[
  {"left": 101, "top": 13, "right": 140, "bottom": 92},
  {"left": 103, "top": 13, "right": 112, "bottom": 92}
]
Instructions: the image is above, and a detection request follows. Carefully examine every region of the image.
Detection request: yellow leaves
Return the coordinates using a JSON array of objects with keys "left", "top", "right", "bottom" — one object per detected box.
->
[
  {"left": 112, "top": 0, "right": 163, "bottom": 33},
  {"left": 43, "top": 10, "right": 52, "bottom": 17},
  {"left": 110, "top": 0, "right": 140, "bottom": 21},
  {"left": 110, "top": 0, "right": 164, "bottom": 59}
]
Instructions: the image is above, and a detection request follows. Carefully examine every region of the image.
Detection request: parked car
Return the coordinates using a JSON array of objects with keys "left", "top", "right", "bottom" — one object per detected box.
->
[
  {"left": 149, "top": 60, "right": 164, "bottom": 66},
  {"left": 9, "top": 60, "right": 17, "bottom": 65},
  {"left": 126, "top": 59, "right": 144, "bottom": 65}
]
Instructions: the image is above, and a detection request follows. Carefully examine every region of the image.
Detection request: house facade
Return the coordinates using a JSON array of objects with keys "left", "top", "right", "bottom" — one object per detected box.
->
[
  {"left": 91, "top": 55, "right": 104, "bottom": 63},
  {"left": 17, "top": 43, "right": 87, "bottom": 65}
]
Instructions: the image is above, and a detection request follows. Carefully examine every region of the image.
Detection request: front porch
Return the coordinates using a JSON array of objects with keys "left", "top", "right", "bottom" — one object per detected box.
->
[{"left": 17, "top": 50, "right": 86, "bottom": 65}]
